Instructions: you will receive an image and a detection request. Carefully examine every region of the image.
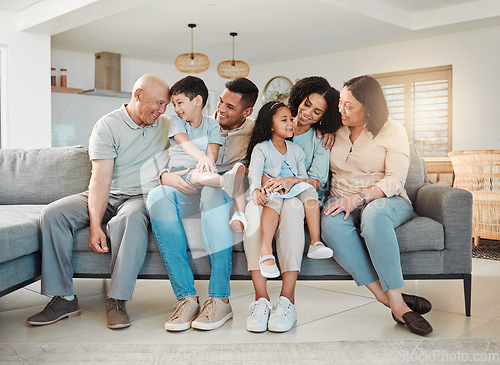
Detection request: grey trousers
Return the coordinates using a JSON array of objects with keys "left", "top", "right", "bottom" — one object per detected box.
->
[{"left": 39, "top": 191, "right": 149, "bottom": 300}]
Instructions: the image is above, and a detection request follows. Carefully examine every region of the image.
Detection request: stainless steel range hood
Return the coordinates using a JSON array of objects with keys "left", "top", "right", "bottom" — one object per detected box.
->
[{"left": 83, "top": 52, "right": 131, "bottom": 98}]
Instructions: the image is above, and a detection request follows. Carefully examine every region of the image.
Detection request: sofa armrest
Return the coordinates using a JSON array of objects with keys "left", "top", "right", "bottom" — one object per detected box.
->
[{"left": 414, "top": 183, "right": 473, "bottom": 273}]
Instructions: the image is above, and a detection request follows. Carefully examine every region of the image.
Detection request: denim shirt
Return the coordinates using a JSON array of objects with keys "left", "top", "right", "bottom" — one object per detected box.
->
[{"left": 248, "top": 140, "right": 307, "bottom": 193}]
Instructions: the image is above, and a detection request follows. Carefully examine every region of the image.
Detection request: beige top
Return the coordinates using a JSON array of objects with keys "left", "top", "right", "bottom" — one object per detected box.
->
[
  {"left": 329, "top": 119, "right": 411, "bottom": 202},
  {"left": 215, "top": 116, "right": 256, "bottom": 172}
]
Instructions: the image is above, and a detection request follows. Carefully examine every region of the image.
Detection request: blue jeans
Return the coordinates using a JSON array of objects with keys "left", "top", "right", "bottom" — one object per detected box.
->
[
  {"left": 321, "top": 196, "right": 414, "bottom": 292},
  {"left": 146, "top": 185, "right": 233, "bottom": 299}
]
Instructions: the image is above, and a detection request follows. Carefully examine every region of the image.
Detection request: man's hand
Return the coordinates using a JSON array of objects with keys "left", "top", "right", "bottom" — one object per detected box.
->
[
  {"left": 316, "top": 130, "right": 335, "bottom": 149},
  {"left": 89, "top": 227, "right": 109, "bottom": 254},
  {"left": 161, "top": 169, "right": 197, "bottom": 194}
]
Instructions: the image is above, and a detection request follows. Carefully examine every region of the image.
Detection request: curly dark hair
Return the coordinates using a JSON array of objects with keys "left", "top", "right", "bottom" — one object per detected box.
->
[
  {"left": 288, "top": 76, "right": 342, "bottom": 134},
  {"left": 343, "top": 75, "right": 388, "bottom": 137},
  {"left": 244, "top": 101, "right": 288, "bottom": 166}
]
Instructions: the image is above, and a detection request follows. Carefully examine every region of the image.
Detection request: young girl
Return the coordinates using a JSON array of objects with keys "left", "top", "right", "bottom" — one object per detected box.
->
[{"left": 247, "top": 101, "right": 333, "bottom": 278}]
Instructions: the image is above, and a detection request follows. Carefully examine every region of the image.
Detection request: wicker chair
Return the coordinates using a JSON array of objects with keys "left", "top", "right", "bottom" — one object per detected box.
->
[{"left": 449, "top": 150, "right": 500, "bottom": 246}]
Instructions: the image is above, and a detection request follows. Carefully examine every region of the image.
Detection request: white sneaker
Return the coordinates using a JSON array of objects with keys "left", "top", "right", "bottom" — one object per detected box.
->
[
  {"left": 230, "top": 210, "right": 247, "bottom": 232},
  {"left": 307, "top": 241, "right": 333, "bottom": 259},
  {"left": 268, "top": 296, "right": 297, "bottom": 332},
  {"left": 246, "top": 297, "right": 271, "bottom": 333},
  {"left": 259, "top": 255, "right": 280, "bottom": 278},
  {"left": 221, "top": 162, "right": 245, "bottom": 198}
]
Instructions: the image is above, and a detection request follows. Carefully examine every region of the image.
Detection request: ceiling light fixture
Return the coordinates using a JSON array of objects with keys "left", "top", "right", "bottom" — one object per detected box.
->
[
  {"left": 175, "top": 23, "right": 210, "bottom": 74},
  {"left": 217, "top": 32, "right": 249, "bottom": 79}
]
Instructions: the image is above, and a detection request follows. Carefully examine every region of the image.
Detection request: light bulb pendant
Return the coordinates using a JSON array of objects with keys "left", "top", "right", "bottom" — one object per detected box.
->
[
  {"left": 175, "top": 23, "right": 210, "bottom": 74},
  {"left": 217, "top": 32, "right": 250, "bottom": 79}
]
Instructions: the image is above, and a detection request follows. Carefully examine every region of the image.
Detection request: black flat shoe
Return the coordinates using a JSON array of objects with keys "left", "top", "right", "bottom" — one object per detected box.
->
[
  {"left": 402, "top": 293, "right": 432, "bottom": 314},
  {"left": 392, "top": 311, "right": 433, "bottom": 336}
]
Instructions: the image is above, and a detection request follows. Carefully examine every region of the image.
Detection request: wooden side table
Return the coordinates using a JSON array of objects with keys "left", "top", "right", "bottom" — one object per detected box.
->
[{"left": 423, "top": 157, "right": 455, "bottom": 186}]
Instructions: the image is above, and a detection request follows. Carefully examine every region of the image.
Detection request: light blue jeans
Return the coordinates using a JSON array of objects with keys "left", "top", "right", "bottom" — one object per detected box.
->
[
  {"left": 321, "top": 196, "right": 414, "bottom": 292},
  {"left": 146, "top": 185, "right": 233, "bottom": 300}
]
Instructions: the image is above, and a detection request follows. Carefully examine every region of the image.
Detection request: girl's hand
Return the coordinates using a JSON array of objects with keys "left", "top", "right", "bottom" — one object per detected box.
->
[
  {"left": 196, "top": 155, "right": 216, "bottom": 173},
  {"left": 316, "top": 130, "right": 335, "bottom": 150},
  {"left": 264, "top": 176, "right": 296, "bottom": 195},
  {"left": 253, "top": 189, "right": 267, "bottom": 205},
  {"left": 323, "top": 196, "right": 360, "bottom": 220}
]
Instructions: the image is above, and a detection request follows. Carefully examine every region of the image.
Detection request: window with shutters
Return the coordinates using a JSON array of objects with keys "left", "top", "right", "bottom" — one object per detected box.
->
[{"left": 371, "top": 65, "right": 452, "bottom": 157}]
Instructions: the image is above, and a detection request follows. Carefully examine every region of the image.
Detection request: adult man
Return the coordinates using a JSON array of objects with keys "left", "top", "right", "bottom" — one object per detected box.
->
[
  {"left": 27, "top": 74, "right": 171, "bottom": 329},
  {"left": 146, "top": 78, "right": 258, "bottom": 331}
]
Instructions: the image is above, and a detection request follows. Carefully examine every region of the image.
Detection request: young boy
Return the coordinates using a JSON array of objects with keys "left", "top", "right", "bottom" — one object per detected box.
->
[{"left": 165, "top": 76, "right": 247, "bottom": 231}]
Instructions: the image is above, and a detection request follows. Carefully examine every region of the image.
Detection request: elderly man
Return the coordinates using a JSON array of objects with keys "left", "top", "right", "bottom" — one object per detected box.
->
[{"left": 27, "top": 74, "right": 171, "bottom": 329}]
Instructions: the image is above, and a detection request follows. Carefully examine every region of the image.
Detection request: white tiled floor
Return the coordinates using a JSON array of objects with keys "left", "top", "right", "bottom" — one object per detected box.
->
[{"left": 1, "top": 258, "right": 499, "bottom": 344}]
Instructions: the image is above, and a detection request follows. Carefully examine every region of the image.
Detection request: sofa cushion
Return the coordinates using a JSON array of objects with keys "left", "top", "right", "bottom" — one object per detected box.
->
[
  {"left": 72, "top": 215, "right": 244, "bottom": 255},
  {"left": 0, "top": 205, "right": 44, "bottom": 264},
  {"left": 0, "top": 253, "right": 41, "bottom": 294},
  {"left": 0, "top": 146, "right": 91, "bottom": 205},
  {"left": 396, "top": 214, "right": 444, "bottom": 252}
]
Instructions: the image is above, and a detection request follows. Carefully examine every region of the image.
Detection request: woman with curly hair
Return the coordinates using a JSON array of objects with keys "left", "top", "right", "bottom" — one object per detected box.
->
[{"left": 243, "top": 76, "right": 341, "bottom": 333}]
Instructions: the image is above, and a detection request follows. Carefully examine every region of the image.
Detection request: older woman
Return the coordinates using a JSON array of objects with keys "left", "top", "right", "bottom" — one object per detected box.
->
[
  {"left": 244, "top": 76, "right": 341, "bottom": 333},
  {"left": 321, "top": 75, "right": 433, "bottom": 336}
]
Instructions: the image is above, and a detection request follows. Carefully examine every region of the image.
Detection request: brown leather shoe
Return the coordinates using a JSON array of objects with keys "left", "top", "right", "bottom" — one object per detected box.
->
[
  {"left": 402, "top": 293, "right": 432, "bottom": 314},
  {"left": 392, "top": 311, "right": 433, "bottom": 336},
  {"left": 105, "top": 298, "right": 130, "bottom": 329}
]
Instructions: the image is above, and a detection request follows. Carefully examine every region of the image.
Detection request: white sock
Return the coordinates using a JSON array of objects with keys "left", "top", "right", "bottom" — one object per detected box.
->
[{"left": 63, "top": 295, "right": 75, "bottom": 301}]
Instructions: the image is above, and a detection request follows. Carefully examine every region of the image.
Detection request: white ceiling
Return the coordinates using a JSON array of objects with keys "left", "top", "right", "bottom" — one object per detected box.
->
[
  {"left": 0, "top": 0, "right": 40, "bottom": 11},
  {"left": 6, "top": 0, "right": 500, "bottom": 66}
]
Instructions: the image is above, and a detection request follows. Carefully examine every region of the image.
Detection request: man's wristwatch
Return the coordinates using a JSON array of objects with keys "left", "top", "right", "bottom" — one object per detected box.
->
[{"left": 357, "top": 192, "right": 366, "bottom": 205}]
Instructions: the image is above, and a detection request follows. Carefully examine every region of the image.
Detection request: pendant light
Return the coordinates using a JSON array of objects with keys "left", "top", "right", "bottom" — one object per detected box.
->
[
  {"left": 175, "top": 24, "right": 210, "bottom": 74},
  {"left": 217, "top": 32, "right": 250, "bottom": 79}
]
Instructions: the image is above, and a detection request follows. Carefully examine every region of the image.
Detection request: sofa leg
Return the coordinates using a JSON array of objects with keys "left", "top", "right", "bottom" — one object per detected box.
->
[{"left": 463, "top": 274, "right": 472, "bottom": 316}]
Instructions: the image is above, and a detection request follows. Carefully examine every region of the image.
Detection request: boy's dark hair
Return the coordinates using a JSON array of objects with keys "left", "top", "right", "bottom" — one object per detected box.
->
[
  {"left": 170, "top": 76, "right": 209, "bottom": 108},
  {"left": 244, "top": 101, "right": 287, "bottom": 166},
  {"left": 288, "top": 76, "right": 342, "bottom": 135},
  {"left": 343, "top": 75, "right": 388, "bottom": 137},
  {"left": 225, "top": 78, "right": 259, "bottom": 109}
]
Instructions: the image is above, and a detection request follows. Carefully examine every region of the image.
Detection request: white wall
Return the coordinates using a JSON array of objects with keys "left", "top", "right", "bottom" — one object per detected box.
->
[
  {"left": 251, "top": 25, "right": 500, "bottom": 151},
  {"left": 0, "top": 9, "right": 51, "bottom": 148},
  {"left": 51, "top": 49, "right": 225, "bottom": 147},
  {"left": 4, "top": 20, "right": 499, "bottom": 150},
  {"left": 51, "top": 48, "right": 226, "bottom": 94}
]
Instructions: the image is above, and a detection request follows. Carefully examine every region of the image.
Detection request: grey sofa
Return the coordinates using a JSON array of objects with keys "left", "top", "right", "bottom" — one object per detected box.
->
[{"left": 0, "top": 145, "right": 473, "bottom": 315}]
